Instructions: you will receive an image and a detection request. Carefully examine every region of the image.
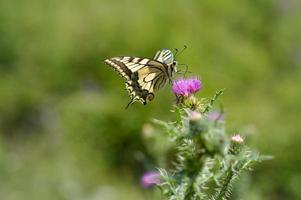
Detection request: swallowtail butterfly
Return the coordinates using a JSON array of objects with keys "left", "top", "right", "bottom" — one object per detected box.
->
[{"left": 104, "top": 49, "right": 177, "bottom": 108}]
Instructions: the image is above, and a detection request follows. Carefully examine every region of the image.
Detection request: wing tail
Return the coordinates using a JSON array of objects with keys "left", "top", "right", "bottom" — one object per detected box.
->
[{"left": 125, "top": 98, "right": 134, "bottom": 109}]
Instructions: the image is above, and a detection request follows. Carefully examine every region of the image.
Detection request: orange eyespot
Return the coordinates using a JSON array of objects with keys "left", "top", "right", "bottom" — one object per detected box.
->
[{"left": 147, "top": 93, "right": 154, "bottom": 101}]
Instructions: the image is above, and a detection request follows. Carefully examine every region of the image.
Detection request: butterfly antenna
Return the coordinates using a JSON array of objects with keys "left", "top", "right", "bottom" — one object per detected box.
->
[
  {"left": 174, "top": 48, "right": 179, "bottom": 57},
  {"left": 175, "top": 45, "right": 187, "bottom": 59}
]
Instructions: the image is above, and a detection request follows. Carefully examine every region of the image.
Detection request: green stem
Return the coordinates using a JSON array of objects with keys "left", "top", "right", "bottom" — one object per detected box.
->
[
  {"left": 203, "top": 89, "right": 225, "bottom": 113},
  {"left": 215, "top": 168, "right": 234, "bottom": 200}
]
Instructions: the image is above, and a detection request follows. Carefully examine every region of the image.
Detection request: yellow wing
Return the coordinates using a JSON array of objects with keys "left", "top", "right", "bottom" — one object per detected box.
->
[{"left": 104, "top": 57, "right": 169, "bottom": 108}]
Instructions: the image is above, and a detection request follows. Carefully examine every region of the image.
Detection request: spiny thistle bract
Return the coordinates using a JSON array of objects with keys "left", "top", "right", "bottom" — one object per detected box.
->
[{"left": 142, "top": 77, "right": 272, "bottom": 200}]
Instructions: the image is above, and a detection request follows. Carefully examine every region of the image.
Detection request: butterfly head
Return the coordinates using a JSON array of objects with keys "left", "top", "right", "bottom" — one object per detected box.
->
[{"left": 154, "top": 49, "right": 178, "bottom": 74}]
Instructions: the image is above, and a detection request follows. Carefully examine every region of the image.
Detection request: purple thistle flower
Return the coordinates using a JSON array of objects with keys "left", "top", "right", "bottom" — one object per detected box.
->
[
  {"left": 207, "top": 111, "right": 224, "bottom": 121},
  {"left": 172, "top": 78, "right": 202, "bottom": 96},
  {"left": 140, "top": 172, "right": 161, "bottom": 188}
]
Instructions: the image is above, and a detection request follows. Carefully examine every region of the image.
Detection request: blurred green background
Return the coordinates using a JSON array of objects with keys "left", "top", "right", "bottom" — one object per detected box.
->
[{"left": 0, "top": 0, "right": 300, "bottom": 199}]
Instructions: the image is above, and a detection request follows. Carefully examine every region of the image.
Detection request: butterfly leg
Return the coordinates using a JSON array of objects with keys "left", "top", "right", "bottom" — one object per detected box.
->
[{"left": 168, "top": 77, "right": 173, "bottom": 85}]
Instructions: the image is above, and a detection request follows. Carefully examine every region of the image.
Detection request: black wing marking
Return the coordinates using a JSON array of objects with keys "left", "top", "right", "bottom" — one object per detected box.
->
[{"left": 104, "top": 56, "right": 170, "bottom": 108}]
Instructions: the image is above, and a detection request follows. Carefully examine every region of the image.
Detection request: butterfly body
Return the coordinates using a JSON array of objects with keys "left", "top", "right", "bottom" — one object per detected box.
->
[{"left": 104, "top": 49, "right": 177, "bottom": 108}]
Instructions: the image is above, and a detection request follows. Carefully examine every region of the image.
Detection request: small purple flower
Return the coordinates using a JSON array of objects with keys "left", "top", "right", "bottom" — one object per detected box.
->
[
  {"left": 172, "top": 78, "right": 202, "bottom": 96},
  {"left": 140, "top": 172, "right": 161, "bottom": 188},
  {"left": 207, "top": 111, "right": 224, "bottom": 121}
]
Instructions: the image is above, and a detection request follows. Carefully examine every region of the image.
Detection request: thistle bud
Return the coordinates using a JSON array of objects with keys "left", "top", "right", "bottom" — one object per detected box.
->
[
  {"left": 189, "top": 111, "right": 202, "bottom": 122},
  {"left": 189, "top": 111, "right": 208, "bottom": 136},
  {"left": 229, "top": 134, "right": 244, "bottom": 155}
]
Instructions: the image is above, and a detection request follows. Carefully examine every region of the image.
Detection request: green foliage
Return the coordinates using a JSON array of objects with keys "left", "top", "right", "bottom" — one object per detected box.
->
[
  {"left": 202, "top": 89, "right": 225, "bottom": 113},
  {"left": 151, "top": 92, "right": 271, "bottom": 199}
]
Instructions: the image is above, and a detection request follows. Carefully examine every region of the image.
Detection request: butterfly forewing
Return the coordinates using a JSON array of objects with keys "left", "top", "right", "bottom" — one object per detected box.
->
[
  {"left": 104, "top": 49, "right": 176, "bottom": 107},
  {"left": 104, "top": 57, "right": 133, "bottom": 79}
]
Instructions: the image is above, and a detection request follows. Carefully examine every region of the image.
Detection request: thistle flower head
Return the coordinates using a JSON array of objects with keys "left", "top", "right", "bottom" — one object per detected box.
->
[
  {"left": 231, "top": 134, "right": 244, "bottom": 143},
  {"left": 172, "top": 78, "right": 202, "bottom": 96},
  {"left": 140, "top": 172, "right": 161, "bottom": 188}
]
